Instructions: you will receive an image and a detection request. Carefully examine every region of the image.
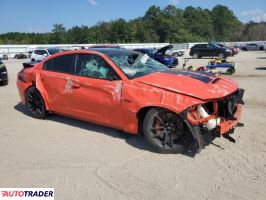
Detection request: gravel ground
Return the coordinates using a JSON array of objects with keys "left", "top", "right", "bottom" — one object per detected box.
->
[{"left": 0, "top": 50, "right": 266, "bottom": 200}]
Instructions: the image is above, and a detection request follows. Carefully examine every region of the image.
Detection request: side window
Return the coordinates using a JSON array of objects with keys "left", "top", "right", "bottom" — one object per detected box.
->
[
  {"left": 44, "top": 54, "right": 75, "bottom": 74},
  {"left": 75, "top": 54, "right": 118, "bottom": 80}
]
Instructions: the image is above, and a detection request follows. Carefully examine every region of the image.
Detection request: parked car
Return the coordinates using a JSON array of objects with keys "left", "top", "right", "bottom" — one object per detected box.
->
[
  {"left": 134, "top": 45, "right": 178, "bottom": 68},
  {"left": 17, "top": 48, "right": 244, "bottom": 153},
  {"left": 189, "top": 43, "right": 232, "bottom": 58},
  {"left": 165, "top": 47, "right": 185, "bottom": 57},
  {"left": 31, "top": 48, "right": 60, "bottom": 62},
  {"left": 213, "top": 43, "right": 239, "bottom": 56},
  {"left": 2, "top": 54, "right": 8, "bottom": 60},
  {"left": 14, "top": 53, "right": 27, "bottom": 59},
  {"left": 0, "top": 61, "right": 8, "bottom": 85},
  {"left": 241, "top": 43, "right": 264, "bottom": 51}
]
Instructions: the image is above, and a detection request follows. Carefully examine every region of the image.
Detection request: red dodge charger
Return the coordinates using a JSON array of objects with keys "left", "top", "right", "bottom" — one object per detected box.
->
[{"left": 17, "top": 48, "right": 244, "bottom": 153}]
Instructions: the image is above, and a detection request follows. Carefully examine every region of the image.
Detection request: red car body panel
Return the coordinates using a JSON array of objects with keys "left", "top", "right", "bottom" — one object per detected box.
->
[{"left": 17, "top": 50, "right": 243, "bottom": 136}]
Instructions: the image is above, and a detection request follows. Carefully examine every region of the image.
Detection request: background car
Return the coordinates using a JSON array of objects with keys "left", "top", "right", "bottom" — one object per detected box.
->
[
  {"left": 241, "top": 43, "right": 265, "bottom": 51},
  {"left": 134, "top": 45, "right": 178, "bottom": 68},
  {"left": 14, "top": 53, "right": 27, "bottom": 59},
  {"left": 2, "top": 54, "right": 8, "bottom": 60},
  {"left": 165, "top": 47, "right": 184, "bottom": 57},
  {"left": 189, "top": 43, "right": 232, "bottom": 58},
  {"left": 31, "top": 48, "right": 61, "bottom": 62},
  {"left": 212, "top": 43, "right": 239, "bottom": 56},
  {"left": 17, "top": 48, "right": 244, "bottom": 154},
  {"left": 0, "top": 61, "right": 8, "bottom": 85}
]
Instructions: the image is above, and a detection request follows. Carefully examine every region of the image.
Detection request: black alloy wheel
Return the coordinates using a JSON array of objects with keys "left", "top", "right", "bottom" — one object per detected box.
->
[
  {"left": 143, "top": 108, "right": 192, "bottom": 154},
  {"left": 25, "top": 87, "right": 47, "bottom": 119}
]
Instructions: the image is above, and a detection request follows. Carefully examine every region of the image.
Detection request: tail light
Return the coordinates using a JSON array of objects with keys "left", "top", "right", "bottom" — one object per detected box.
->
[{"left": 18, "top": 69, "right": 26, "bottom": 83}]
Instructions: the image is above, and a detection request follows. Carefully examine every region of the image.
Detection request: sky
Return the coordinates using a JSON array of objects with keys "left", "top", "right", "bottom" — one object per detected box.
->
[{"left": 0, "top": 0, "right": 266, "bottom": 34}]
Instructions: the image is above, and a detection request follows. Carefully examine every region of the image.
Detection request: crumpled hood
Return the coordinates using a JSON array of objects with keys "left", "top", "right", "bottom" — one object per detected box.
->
[{"left": 135, "top": 70, "right": 238, "bottom": 100}]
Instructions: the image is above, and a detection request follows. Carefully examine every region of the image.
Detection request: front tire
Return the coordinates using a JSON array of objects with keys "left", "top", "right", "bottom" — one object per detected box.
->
[
  {"left": 25, "top": 87, "right": 47, "bottom": 119},
  {"left": 218, "top": 53, "right": 225, "bottom": 58},
  {"left": 192, "top": 53, "right": 199, "bottom": 59},
  {"left": 143, "top": 108, "right": 192, "bottom": 154}
]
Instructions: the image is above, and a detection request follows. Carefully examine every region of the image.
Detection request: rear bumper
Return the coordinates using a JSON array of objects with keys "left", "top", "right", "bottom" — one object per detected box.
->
[{"left": 16, "top": 78, "right": 30, "bottom": 104}]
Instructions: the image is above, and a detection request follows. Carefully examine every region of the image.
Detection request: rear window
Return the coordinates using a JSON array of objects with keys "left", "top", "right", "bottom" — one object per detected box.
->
[{"left": 44, "top": 54, "right": 75, "bottom": 74}]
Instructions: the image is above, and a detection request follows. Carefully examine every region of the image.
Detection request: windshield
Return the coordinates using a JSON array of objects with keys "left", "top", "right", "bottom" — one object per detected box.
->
[
  {"left": 47, "top": 48, "right": 60, "bottom": 55},
  {"left": 108, "top": 51, "right": 169, "bottom": 79}
]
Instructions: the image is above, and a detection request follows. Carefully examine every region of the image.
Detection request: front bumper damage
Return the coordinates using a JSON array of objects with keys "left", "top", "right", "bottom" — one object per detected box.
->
[{"left": 184, "top": 88, "right": 245, "bottom": 153}]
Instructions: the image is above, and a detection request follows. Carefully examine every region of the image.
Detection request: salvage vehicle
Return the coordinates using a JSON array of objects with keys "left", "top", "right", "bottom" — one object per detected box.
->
[
  {"left": 241, "top": 43, "right": 264, "bottom": 51},
  {"left": 16, "top": 49, "right": 244, "bottom": 154},
  {"left": 0, "top": 61, "right": 8, "bottom": 85},
  {"left": 134, "top": 45, "right": 178, "bottom": 68},
  {"left": 189, "top": 43, "right": 232, "bottom": 58},
  {"left": 31, "top": 48, "right": 61, "bottom": 62}
]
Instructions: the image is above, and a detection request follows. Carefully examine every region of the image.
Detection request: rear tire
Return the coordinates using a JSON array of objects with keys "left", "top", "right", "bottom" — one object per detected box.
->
[
  {"left": 2, "top": 78, "right": 8, "bottom": 86},
  {"left": 143, "top": 108, "right": 192, "bottom": 154},
  {"left": 226, "top": 68, "right": 234, "bottom": 75},
  {"left": 218, "top": 53, "right": 225, "bottom": 59},
  {"left": 192, "top": 53, "right": 199, "bottom": 59},
  {"left": 25, "top": 86, "right": 47, "bottom": 119},
  {"left": 188, "top": 66, "right": 193, "bottom": 70}
]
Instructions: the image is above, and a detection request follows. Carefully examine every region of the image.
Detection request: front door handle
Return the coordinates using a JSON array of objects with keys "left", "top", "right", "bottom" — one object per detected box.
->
[{"left": 72, "top": 83, "right": 80, "bottom": 89}]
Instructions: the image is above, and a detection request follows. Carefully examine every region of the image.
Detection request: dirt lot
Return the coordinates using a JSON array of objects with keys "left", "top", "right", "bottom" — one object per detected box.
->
[{"left": 0, "top": 51, "right": 266, "bottom": 200}]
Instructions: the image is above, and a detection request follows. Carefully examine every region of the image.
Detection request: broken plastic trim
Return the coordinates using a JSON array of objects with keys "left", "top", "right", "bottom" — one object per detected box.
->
[{"left": 180, "top": 109, "right": 204, "bottom": 153}]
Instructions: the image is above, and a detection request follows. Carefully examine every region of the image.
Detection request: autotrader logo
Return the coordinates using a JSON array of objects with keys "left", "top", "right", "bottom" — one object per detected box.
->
[{"left": 0, "top": 188, "right": 54, "bottom": 200}]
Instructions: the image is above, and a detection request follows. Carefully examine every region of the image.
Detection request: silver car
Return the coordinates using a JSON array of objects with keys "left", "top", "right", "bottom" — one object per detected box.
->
[{"left": 242, "top": 43, "right": 264, "bottom": 51}]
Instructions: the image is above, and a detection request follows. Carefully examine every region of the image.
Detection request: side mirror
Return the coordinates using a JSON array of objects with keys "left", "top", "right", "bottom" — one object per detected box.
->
[{"left": 43, "top": 54, "right": 48, "bottom": 57}]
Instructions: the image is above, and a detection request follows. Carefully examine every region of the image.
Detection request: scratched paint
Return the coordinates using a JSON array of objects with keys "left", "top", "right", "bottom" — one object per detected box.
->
[{"left": 64, "top": 77, "right": 73, "bottom": 94}]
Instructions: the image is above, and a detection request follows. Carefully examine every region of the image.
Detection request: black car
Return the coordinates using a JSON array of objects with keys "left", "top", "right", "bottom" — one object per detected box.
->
[
  {"left": 14, "top": 53, "right": 27, "bottom": 59},
  {"left": 0, "top": 61, "right": 8, "bottom": 85},
  {"left": 2, "top": 54, "right": 8, "bottom": 60},
  {"left": 189, "top": 43, "right": 232, "bottom": 58}
]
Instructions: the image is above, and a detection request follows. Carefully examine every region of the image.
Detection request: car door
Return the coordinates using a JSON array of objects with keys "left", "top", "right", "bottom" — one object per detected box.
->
[
  {"left": 199, "top": 44, "right": 209, "bottom": 56},
  {"left": 207, "top": 44, "right": 217, "bottom": 57},
  {"left": 67, "top": 53, "right": 123, "bottom": 128},
  {"left": 40, "top": 54, "right": 76, "bottom": 114}
]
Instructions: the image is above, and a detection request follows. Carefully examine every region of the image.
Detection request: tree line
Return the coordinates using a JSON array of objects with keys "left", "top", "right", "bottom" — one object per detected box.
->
[{"left": 0, "top": 4, "right": 265, "bottom": 45}]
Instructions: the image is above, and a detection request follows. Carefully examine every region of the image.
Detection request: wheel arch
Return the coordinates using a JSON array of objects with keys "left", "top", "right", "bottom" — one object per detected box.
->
[
  {"left": 136, "top": 105, "right": 184, "bottom": 135},
  {"left": 24, "top": 83, "right": 51, "bottom": 111}
]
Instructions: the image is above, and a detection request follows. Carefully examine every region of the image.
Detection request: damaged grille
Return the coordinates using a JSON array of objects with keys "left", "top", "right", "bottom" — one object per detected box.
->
[{"left": 218, "top": 89, "right": 245, "bottom": 119}]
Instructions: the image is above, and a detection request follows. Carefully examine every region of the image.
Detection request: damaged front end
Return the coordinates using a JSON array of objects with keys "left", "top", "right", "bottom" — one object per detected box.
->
[{"left": 183, "top": 88, "right": 245, "bottom": 152}]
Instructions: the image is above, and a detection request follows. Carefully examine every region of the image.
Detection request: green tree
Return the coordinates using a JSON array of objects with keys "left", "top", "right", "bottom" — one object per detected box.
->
[
  {"left": 51, "top": 24, "right": 67, "bottom": 44},
  {"left": 211, "top": 5, "right": 241, "bottom": 41}
]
